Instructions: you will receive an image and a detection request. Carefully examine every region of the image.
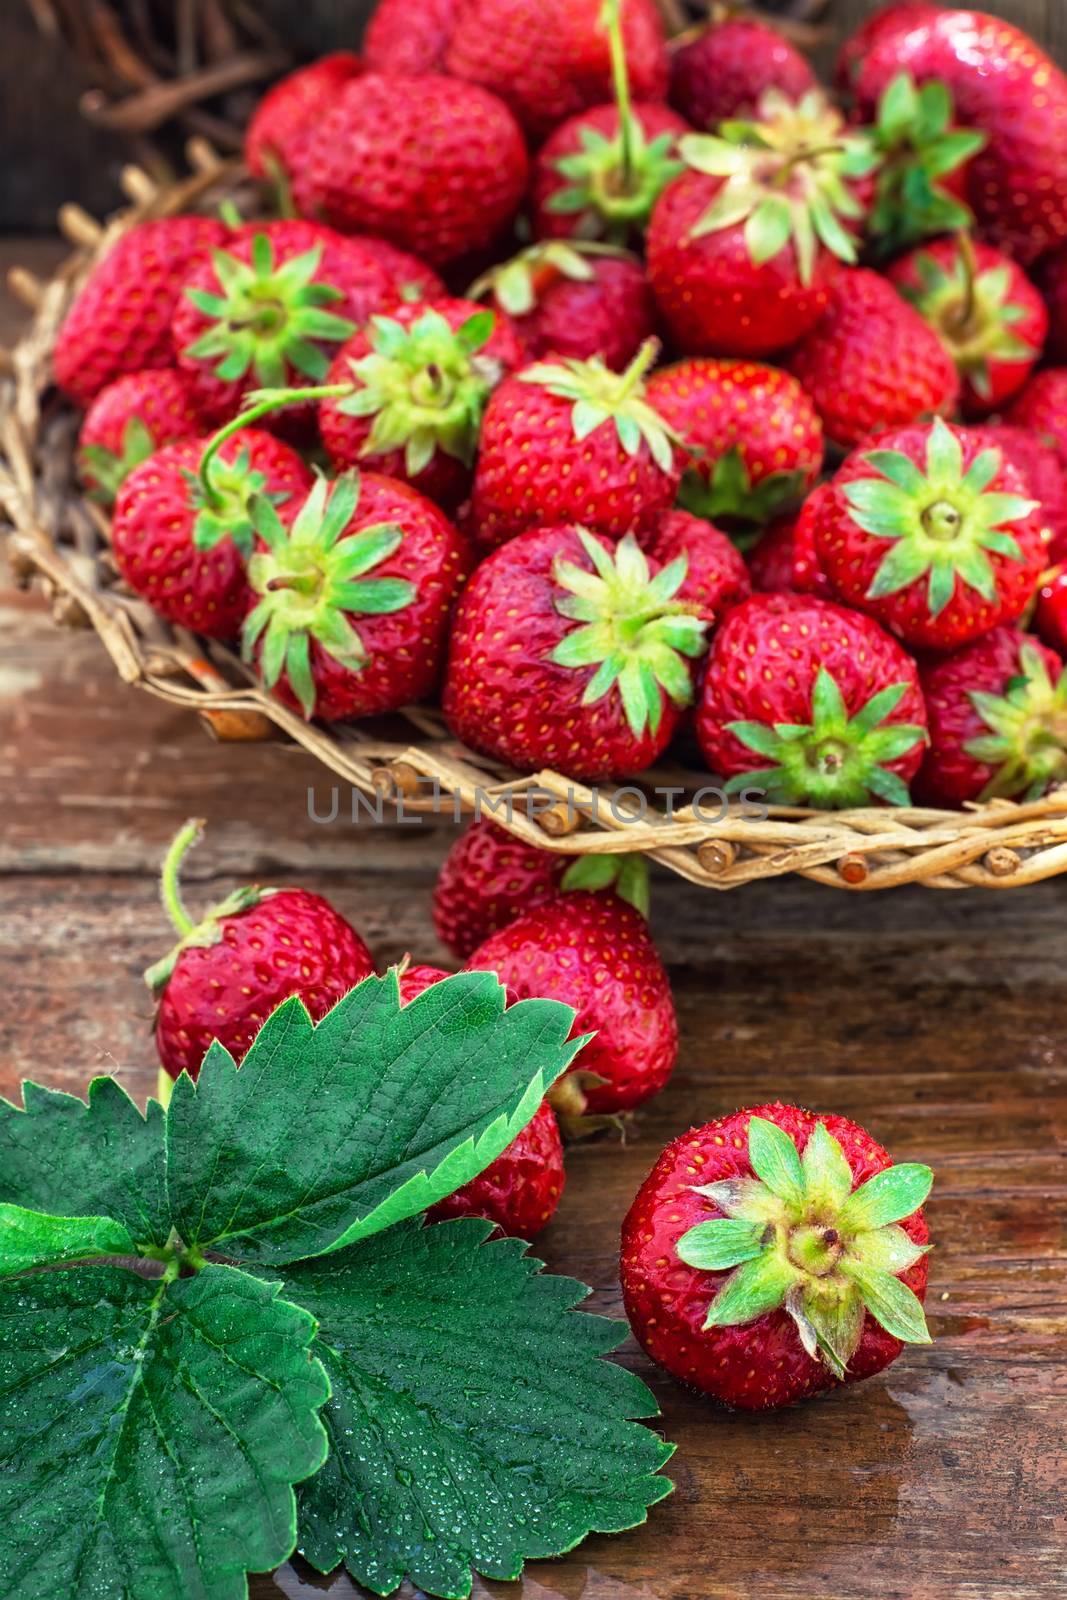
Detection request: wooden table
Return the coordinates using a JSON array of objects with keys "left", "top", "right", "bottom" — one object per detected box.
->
[{"left": 2, "top": 250, "right": 1065, "bottom": 1600}]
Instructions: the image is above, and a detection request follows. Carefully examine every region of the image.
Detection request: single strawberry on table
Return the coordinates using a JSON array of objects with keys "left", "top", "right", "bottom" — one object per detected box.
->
[
  {"left": 78, "top": 368, "right": 204, "bottom": 505},
  {"left": 318, "top": 300, "right": 522, "bottom": 512},
  {"left": 621, "top": 1102, "right": 933, "bottom": 1410},
  {"left": 243, "top": 468, "right": 470, "bottom": 721},
  {"left": 887, "top": 234, "right": 1047, "bottom": 417},
  {"left": 669, "top": 14, "right": 815, "bottom": 130},
  {"left": 111, "top": 426, "right": 311, "bottom": 640},
  {"left": 149, "top": 819, "right": 375, "bottom": 1085},
  {"left": 470, "top": 341, "right": 683, "bottom": 550},
  {"left": 53, "top": 214, "right": 227, "bottom": 405},
  {"left": 916, "top": 628, "right": 1067, "bottom": 807},
  {"left": 466, "top": 891, "right": 678, "bottom": 1121},
  {"left": 646, "top": 357, "right": 823, "bottom": 540},
  {"left": 469, "top": 242, "right": 657, "bottom": 373},
  {"left": 785, "top": 267, "right": 960, "bottom": 451},
  {"left": 443, "top": 525, "right": 707, "bottom": 781},
  {"left": 243, "top": 51, "right": 364, "bottom": 208},
  {"left": 298, "top": 73, "right": 528, "bottom": 267},
  {"left": 647, "top": 89, "right": 879, "bottom": 358},
  {"left": 811, "top": 417, "right": 1047, "bottom": 652},
  {"left": 696, "top": 592, "right": 928, "bottom": 808}
]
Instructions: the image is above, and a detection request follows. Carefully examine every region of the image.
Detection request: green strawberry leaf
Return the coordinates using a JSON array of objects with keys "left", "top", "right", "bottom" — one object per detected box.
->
[
  {"left": 0, "top": 1262, "right": 329, "bottom": 1600},
  {"left": 278, "top": 1217, "right": 673, "bottom": 1598},
  {"left": 166, "top": 970, "right": 584, "bottom": 1266},
  {"left": 0, "top": 1203, "right": 136, "bottom": 1277}
]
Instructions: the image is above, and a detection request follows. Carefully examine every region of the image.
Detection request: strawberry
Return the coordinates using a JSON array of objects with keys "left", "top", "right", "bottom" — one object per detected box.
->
[
  {"left": 1035, "top": 566, "right": 1067, "bottom": 657},
  {"left": 299, "top": 73, "right": 528, "bottom": 267},
  {"left": 432, "top": 819, "right": 650, "bottom": 961},
  {"left": 887, "top": 235, "right": 1047, "bottom": 418},
  {"left": 444, "top": 0, "right": 668, "bottom": 142},
  {"left": 976, "top": 424, "right": 1067, "bottom": 563},
  {"left": 395, "top": 962, "right": 567, "bottom": 1238},
  {"left": 696, "top": 593, "right": 927, "bottom": 807},
  {"left": 646, "top": 358, "right": 823, "bottom": 539},
  {"left": 638, "top": 509, "right": 751, "bottom": 626},
  {"left": 148, "top": 820, "right": 375, "bottom": 1083},
  {"left": 244, "top": 470, "right": 470, "bottom": 721},
  {"left": 111, "top": 428, "right": 311, "bottom": 640},
  {"left": 862, "top": 71, "right": 986, "bottom": 259},
  {"left": 363, "top": 0, "right": 460, "bottom": 76},
  {"left": 244, "top": 52, "right": 363, "bottom": 206},
  {"left": 1005, "top": 371, "right": 1067, "bottom": 471},
  {"left": 669, "top": 16, "right": 816, "bottom": 130},
  {"left": 785, "top": 267, "right": 960, "bottom": 451},
  {"left": 469, "top": 242, "right": 657, "bottom": 372},
  {"left": 318, "top": 301, "right": 523, "bottom": 512},
  {"left": 342, "top": 236, "right": 445, "bottom": 303},
  {"left": 466, "top": 891, "right": 678, "bottom": 1118},
  {"left": 531, "top": 103, "right": 688, "bottom": 248},
  {"left": 620, "top": 1103, "right": 932, "bottom": 1411},
  {"left": 647, "top": 90, "right": 878, "bottom": 358},
  {"left": 811, "top": 418, "right": 1047, "bottom": 652},
  {"left": 918, "top": 626, "right": 1067, "bottom": 806},
  {"left": 835, "top": 2, "right": 938, "bottom": 92},
  {"left": 53, "top": 215, "right": 226, "bottom": 406},
  {"left": 78, "top": 368, "right": 204, "bottom": 505},
  {"left": 748, "top": 508, "right": 833, "bottom": 601},
  {"left": 470, "top": 342, "right": 683, "bottom": 550},
  {"left": 848, "top": 9, "right": 1067, "bottom": 265},
  {"left": 443, "top": 525, "right": 707, "bottom": 780},
  {"left": 1040, "top": 249, "right": 1067, "bottom": 365},
  {"left": 172, "top": 219, "right": 393, "bottom": 429}
]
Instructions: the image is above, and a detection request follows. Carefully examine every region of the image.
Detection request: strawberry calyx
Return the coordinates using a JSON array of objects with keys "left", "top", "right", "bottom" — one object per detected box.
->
[
  {"left": 724, "top": 665, "right": 926, "bottom": 807},
  {"left": 243, "top": 470, "right": 415, "bottom": 718},
  {"left": 81, "top": 416, "right": 156, "bottom": 504},
  {"left": 182, "top": 232, "right": 357, "bottom": 388},
  {"left": 678, "top": 445, "right": 808, "bottom": 545},
  {"left": 843, "top": 419, "right": 1039, "bottom": 620},
  {"left": 895, "top": 237, "right": 1039, "bottom": 403},
  {"left": 334, "top": 306, "right": 502, "bottom": 474},
  {"left": 519, "top": 340, "right": 683, "bottom": 473},
  {"left": 865, "top": 73, "right": 986, "bottom": 258},
  {"left": 469, "top": 241, "right": 632, "bottom": 317},
  {"left": 677, "top": 1115, "right": 933, "bottom": 1377},
  {"left": 144, "top": 819, "right": 277, "bottom": 996},
  {"left": 550, "top": 529, "right": 707, "bottom": 736},
  {"left": 187, "top": 444, "right": 291, "bottom": 557},
  {"left": 965, "top": 643, "right": 1067, "bottom": 801},
  {"left": 560, "top": 852, "right": 650, "bottom": 916},
  {"left": 679, "top": 89, "right": 879, "bottom": 284}
]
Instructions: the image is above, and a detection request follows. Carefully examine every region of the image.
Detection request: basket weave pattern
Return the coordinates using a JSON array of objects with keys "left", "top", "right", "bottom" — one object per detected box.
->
[{"left": 5, "top": 150, "right": 1067, "bottom": 892}]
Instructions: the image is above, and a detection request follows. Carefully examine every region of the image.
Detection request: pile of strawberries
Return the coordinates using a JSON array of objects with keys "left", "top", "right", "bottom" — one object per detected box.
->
[{"left": 57, "top": 0, "right": 1067, "bottom": 812}]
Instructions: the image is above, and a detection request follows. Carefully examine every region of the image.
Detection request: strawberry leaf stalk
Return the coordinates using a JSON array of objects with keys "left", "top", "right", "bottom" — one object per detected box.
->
[
  {"left": 520, "top": 339, "right": 681, "bottom": 476},
  {"left": 864, "top": 72, "right": 986, "bottom": 258},
  {"left": 677, "top": 1116, "right": 933, "bottom": 1380}
]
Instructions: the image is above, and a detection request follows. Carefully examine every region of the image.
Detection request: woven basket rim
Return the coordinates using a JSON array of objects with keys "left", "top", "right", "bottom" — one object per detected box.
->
[{"left": 5, "top": 146, "right": 1067, "bottom": 892}]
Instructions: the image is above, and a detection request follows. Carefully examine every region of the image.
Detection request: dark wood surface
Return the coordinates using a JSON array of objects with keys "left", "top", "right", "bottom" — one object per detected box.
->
[{"left": 2, "top": 254, "right": 1066, "bottom": 1600}]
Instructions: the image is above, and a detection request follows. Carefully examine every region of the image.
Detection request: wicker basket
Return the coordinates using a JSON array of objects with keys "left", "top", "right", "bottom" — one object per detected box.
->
[{"left": 6, "top": 147, "right": 1067, "bottom": 893}]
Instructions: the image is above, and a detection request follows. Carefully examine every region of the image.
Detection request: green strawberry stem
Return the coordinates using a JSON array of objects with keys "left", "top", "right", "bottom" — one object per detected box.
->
[
  {"left": 197, "top": 383, "right": 351, "bottom": 509},
  {"left": 949, "top": 231, "right": 979, "bottom": 335},
  {"left": 159, "top": 817, "right": 202, "bottom": 938},
  {"left": 601, "top": 0, "right": 636, "bottom": 191},
  {"left": 145, "top": 819, "right": 270, "bottom": 995}
]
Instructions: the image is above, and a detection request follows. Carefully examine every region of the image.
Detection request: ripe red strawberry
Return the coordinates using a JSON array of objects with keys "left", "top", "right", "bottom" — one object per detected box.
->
[
  {"left": 1040, "top": 249, "right": 1067, "bottom": 365},
  {"left": 433, "top": 819, "right": 650, "bottom": 961},
  {"left": 172, "top": 219, "right": 393, "bottom": 428},
  {"left": 470, "top": 343, "right": 683, "bottom": 550},
  {"left": 696, "top": 593, "right": 927, "bottom": 807},
  {"left": 976, "top": 424, "right": 1067, "bottom": 563},
  {"left": 53, "top": 215, "right": 226, "bottom": 405},
  {"left": 244, "top": 470, "right": 470, "bottom": 721},
  {"left": 318, "top": 300, "right": 523, "bottom": 511},
  {"left": 396, "top": 962, "right": 566, "bottom": 1236},
  {"left": 444, "top": 524, "right": 707, "bottom": 780},
  {"left": 299, "top": 73, "right": 528, "bottom": 267},
  {"left": 364, "top": 0, "right": 460, "bottom": 75},
  {"left": 917, "top": 628, "right": 1067, "bottom": 807},
  {"left": 848, "top": 9, "right": 1067, "bottom": 264},
  {"left": 148, "top": 820, "right": 375, "bottom": 1083},
  {"left": 1035, "top": 566, "right": 1067, "bottom": 657},
  {"left": 747, "top": 508, "right": 833, "bottom": 601},
  {"left": 669, "top": 16, "right": 816, "bottom": 130},
  {"left": 531, "top": 103, "right": 688, "bottom": 248},
  {"left": 786, "top": 268, "right": 960, "bottom": 450},
  {"left": 343, "top": 236, "right": 445, "bottom": 303},
  {"left": 646, "top": 358, "right": 823, "bottom": 539},
  {"left": 111, "top": 428, "right": 311, "bottom": 640},
  {"left": 887, "top": 236, "right": 1047, "bottom": 417},
  {"left": 621, "top": 1103, "right": 932, "bottom": 1411},
  {"left": 78, "top": 368, "right": 204, "bottom": 505},
  {"left": 444, "top": 0, "right": 668, "bottom": 141},
  {"left": 470, "top": 243, "right": 657, "bottom": 372},
  {"left": 638, "top": 509, "right": 751, "bottom": 626},
  {"left": 647, "top": 91, "right": 878, "bottom": 358},
  {"left": 811, "top": 418, "right": 1047, "bottom": 652},
  {"left": 835, "top": 2, "right": 938, "bottom": 92},
  {"left": 1006, "top": 371, "right": 1067, "bottom": 470},
  {"left": 244, "top": 52, "right": 363, "bottom": 203},
  {"left": 466, "top": 891, "right": 678, "bottom": 1117}
]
